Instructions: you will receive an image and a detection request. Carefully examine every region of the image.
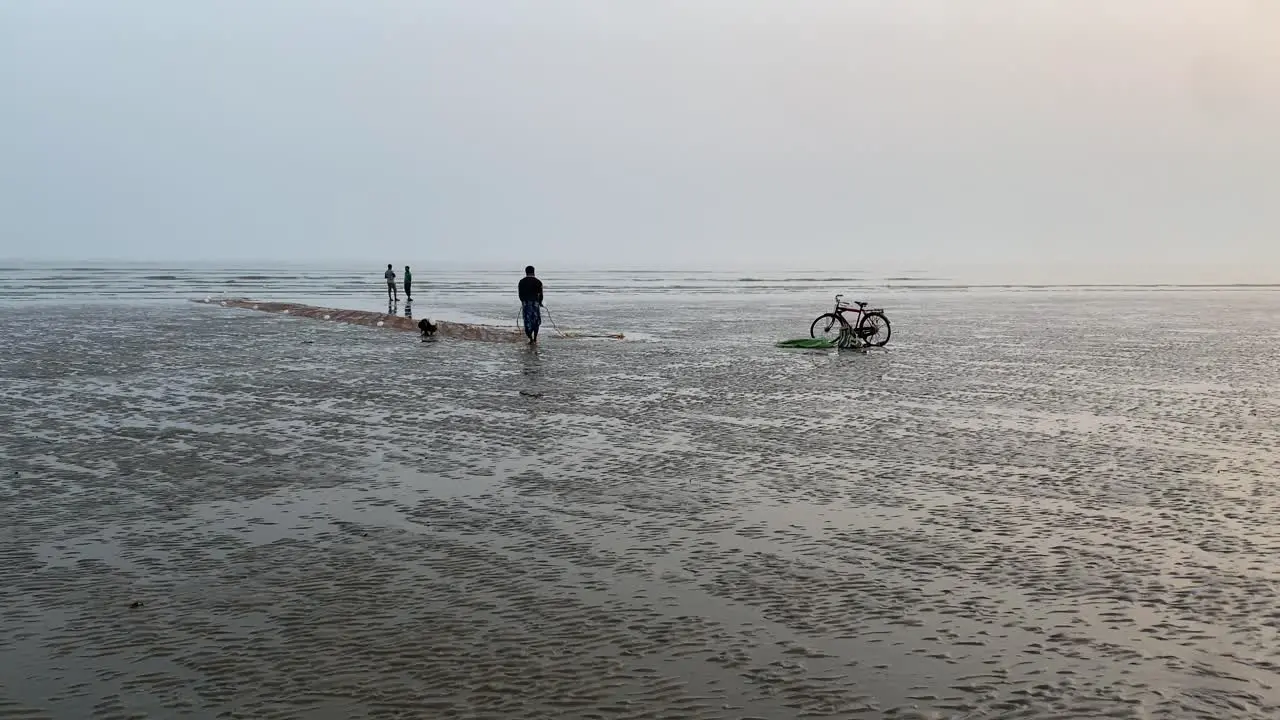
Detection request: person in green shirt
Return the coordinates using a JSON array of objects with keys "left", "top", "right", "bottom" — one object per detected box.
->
[{"left": 403, "top": 265, "right": 413, "bottom": 302}]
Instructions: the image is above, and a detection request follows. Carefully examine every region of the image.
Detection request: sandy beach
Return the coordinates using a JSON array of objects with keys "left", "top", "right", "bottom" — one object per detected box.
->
[{"left": 2, "top": 286, "right": 1279, "bottom": 719}]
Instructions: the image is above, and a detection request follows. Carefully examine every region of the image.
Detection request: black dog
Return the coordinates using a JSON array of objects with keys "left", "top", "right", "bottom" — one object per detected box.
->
[{"left": 418, "top": 318, "right": 438, "bottom": 341}]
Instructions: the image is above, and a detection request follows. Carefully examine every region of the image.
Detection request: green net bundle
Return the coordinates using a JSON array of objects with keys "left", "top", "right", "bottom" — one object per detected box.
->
[
  {"left": 776, "top": 327, "right": 862, "bottom": 350},
  {"left": 776, "top": 337, "right": 838, "bottom": 349}
]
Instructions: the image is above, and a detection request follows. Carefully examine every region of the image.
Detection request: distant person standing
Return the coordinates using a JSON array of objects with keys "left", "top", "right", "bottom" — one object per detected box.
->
[
  {"left": 518, "top": 265, "right": 544, "bottom": 344},
  {"left": 403, "top": 265, "right": 413, "bottom": 302},
  {"left": 384, "top": 264, "right": 398, "bottom": 302}
]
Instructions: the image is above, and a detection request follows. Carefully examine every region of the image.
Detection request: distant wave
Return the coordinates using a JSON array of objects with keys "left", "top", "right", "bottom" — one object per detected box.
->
[
  {"left": 62, "top": 267, "right": 151, "bottom": 272},
  {"left": 974, "top": 283, "right": 1280, "bottom": 289},
  {"left": 3, "top": 264, "right": 1279, "bottom": 304},
  {"left": 890, "top": 283, "right": 1280, "bottom": 290},
  {"left": 738, "top": 277, "right": 862, "bottom": 283}
]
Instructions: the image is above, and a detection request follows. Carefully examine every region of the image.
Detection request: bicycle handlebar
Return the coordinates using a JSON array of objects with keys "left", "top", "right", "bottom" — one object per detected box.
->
[{"left": 835, "top": 294, "right": 870, "bottom": 311}]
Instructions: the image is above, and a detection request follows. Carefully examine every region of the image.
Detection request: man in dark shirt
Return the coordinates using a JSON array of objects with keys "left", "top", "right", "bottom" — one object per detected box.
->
[
  {"left": 403, "top": 265, "right": 413, "bottom": 302},
  {"left": 517, "top": 265, "right": 544, "bottom": 343}
]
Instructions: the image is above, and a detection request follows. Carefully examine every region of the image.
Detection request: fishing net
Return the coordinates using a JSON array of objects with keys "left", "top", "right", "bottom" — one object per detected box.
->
[
  {"left": 777, "top": 337, "right": 838, "bottom": 349},
  {"left": 202, "top": 298, "right": 621, "bottom": 342},
  {"left": 510, "top": 305, "right": 625, "bottom": 340},
  {"left": 206, "top": 298, "right": 525, "bottom": 342},
  {"left": 776, "top": 327, "right": 863, "bottom": 350}
]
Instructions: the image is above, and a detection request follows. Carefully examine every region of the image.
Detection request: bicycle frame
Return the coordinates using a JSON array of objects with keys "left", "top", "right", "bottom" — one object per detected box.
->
[{"left": 831, "top": 294, "right": 870, "bottom": 327}]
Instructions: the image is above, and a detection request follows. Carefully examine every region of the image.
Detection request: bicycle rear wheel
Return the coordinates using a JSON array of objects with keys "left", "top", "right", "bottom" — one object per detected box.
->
[
  {"left": 809, "top": 313, "right": 845, "bottom": 340},
  {"left": 857, "top": 312, "right": 891, "bottom": 346}
]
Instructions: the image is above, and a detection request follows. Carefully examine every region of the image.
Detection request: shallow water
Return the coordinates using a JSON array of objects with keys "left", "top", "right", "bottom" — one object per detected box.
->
[{"left": 1, "top": 274, "right": 1279, "bottom": 719}]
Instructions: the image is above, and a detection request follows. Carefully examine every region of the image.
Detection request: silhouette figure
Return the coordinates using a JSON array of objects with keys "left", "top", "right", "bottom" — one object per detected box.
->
[{"left": 384, "top": 264, "right": 398, "bottom": 301}]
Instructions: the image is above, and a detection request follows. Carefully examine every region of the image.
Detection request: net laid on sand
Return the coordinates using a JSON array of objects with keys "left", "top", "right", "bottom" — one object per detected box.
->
[
  {"left": 776, "top": 327, "right": 863, "bottom": 350},
  {"left": 197, "top": 298, "right": 623, "bottom": 342}
]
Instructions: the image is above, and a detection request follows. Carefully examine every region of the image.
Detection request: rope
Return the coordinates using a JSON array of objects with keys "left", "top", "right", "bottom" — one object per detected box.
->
[
  {"left": 541, "top": 305, "right": 569, "bottom": 338},
  {"left": 512, "top": 304, "right": 625, "bottom": 340},
  {"left": 514, "top": 303, "right": 568, "bottom": 338}
]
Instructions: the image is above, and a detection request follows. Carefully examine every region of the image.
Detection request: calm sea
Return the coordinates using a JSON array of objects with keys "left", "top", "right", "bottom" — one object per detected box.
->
[{"left": 1, "top": 263, "right": 1275, "bottom": 308}]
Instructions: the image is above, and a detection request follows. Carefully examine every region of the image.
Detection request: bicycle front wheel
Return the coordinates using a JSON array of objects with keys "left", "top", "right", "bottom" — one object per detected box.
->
[
  {"left": 858, "top": 312, "right": 891, "bottom": 346},
  {"left": 809, "top": 313, "right": 844, "bottom": 340}
]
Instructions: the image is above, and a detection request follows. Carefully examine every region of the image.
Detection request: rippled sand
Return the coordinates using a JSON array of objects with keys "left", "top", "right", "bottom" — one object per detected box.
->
[{"left": 2, "top": 291, "right": 1278, "bottom": 719}]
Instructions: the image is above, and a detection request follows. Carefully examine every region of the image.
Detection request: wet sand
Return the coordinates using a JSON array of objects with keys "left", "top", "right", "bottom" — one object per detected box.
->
[{"left": 2, "top": 291, "right": 1279, "bottom": 719}]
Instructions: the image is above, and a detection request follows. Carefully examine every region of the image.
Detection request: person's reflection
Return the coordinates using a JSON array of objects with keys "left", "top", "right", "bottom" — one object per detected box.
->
[
  {"left": 404, "top": 301, "right": 413, "bottom": 319},
  {"left": 519, "top": 343, "right": 542, "bottom": 414}
]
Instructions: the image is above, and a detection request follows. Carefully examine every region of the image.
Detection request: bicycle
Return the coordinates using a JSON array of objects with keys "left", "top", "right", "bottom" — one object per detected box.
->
[{"left": 809, "top": 294, "right": 892, "bottom": 346}]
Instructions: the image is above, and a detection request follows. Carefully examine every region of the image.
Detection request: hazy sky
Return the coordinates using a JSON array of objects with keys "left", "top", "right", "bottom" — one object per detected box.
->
[{"left": 1, "top": 1, "right": 1277, "bottom": 269}]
